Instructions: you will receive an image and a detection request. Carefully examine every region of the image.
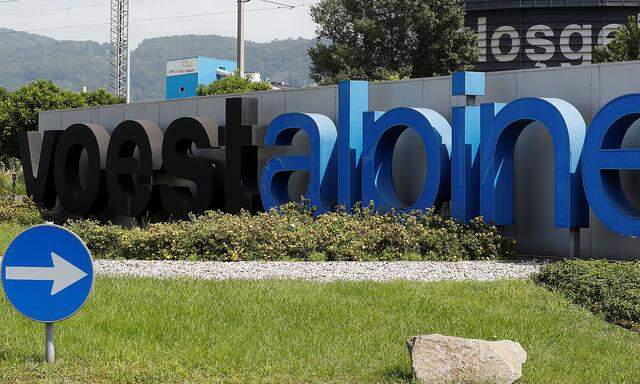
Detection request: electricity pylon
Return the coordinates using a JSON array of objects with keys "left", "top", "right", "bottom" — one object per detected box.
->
[{"left": 110, "top": 0, "right": 130, "bottom": 102}]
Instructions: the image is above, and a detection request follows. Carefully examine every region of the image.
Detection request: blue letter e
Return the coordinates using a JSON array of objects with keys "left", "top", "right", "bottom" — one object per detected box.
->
[
  {"left": 583, "top": 94, "right": 640, "bottom": 237},
  {"left": 260, "top": 113, "right": 337, "bottom": 213}
]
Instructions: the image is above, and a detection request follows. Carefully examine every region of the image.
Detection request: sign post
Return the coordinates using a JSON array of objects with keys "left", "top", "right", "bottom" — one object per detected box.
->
[
  {"left": 45, "top": 322, "right": 55, "bottom": 363},
  {"left": 1, "top": 224, "right": 94, "bottom": 364}
]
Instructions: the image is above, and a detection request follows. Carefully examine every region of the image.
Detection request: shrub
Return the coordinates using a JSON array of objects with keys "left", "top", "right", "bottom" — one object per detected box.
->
[
  {"left": 534, "top": 260, "right": 640, "bottom": 332},
  {"left": 196, "top": 74, "right": 272, "bottom": 96},
  {"left": 0, "top": 195, "right": 43, "bottom": 226},
  {"left": 65, "top": 203, "right": 517, "bottom": 262},
  {"left": 0, "top": 159, "right": 26, "bottom": 195}
]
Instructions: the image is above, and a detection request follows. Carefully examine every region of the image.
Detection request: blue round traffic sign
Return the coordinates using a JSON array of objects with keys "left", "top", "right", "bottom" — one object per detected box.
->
[{"left": 1, "top": 224, "right": 94, "bottom": 323}]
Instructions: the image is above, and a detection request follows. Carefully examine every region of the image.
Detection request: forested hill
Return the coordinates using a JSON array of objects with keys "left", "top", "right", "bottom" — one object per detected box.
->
[
  {"left": 131, "top": 34, "right": 314, "bottom": 101},
  {"left": 0, "top": 29, "right": 314, "bottom": 101}
]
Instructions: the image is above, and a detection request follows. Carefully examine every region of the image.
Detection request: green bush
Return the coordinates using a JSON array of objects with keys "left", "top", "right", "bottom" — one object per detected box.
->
[
  {"left": 0, "top": 159, "right": 26, "bottom": 196},
  {"left": 534, "top": 260, "right": 640, "bottom": 332},
  {"left": 196, "top": 74, "right": 272, "bottom": 96},
  {"left": 0, "top": 195, "right": 42, "bottom": 226},
  {"left": 65, "top": 203, "right": 517, "bottom": 262}
]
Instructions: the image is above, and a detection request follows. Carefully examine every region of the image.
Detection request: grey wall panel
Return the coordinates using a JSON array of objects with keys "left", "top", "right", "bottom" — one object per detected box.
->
[
  {"left": 257, "top": 92, "right": 287, "bottom": 145},
  {"left": 422, "top": 77, "right": 453, "bottom": 119},
  {"left": 479, "top": 71, "right": 519, "bottom": 104},
  {"left": 369, "top": 82, "right": 390, "bottom": 111},
  {"left": 518, "top": 66, "right": 594, "bottom": 117},
  {"left": 285, "top": 86, "right": 338, "bottom": 120},
  {"left": 393, "top": 131, "right": 428, "bottom": 205},
  {"left": 124, "top": 102, "right": 160, "bottom": 123},
  {"left": 39, "top": 111, "right": 62, "bottom": 132},
  {"left": 196, "top": 97, "right": 226, "bottom": 126},
  {"left": 159, "top": 99, "right": 198, "bottom": 131},
  {"left": 386, "top": 79, "right": 423, "bottom": 109},
  {"left": 97, "top": 105, "right": 125, "bottom": 133},
  {"left": 596, "top": 62, "right": 640, "bottom": 105},
  {"left": 515, "top": 125, "right": 565, "bottom": 256},
  {"left": 61, "top": 109, "right": 94, "bottom": 130}
]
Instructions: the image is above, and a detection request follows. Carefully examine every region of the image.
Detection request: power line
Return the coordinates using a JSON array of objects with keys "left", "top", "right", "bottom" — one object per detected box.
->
[
  {"left": 0, "top": 2, "right": 319, "bottom": 37},
  {"left": 0, "top": 0, "right": 144, "bottom": 18},
  {"left": 257, "top": 0, "right": 295, "bottom": 9},
  {"left": 0, "top": 3, "right": 106, "bottom": 17}
]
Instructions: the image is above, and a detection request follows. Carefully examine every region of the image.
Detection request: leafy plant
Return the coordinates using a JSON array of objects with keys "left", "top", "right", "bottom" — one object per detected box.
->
[
  {"left": 594, "top": 16, "right": 640, "bottom": 63},
  {"left": 196, "top": 74, "right": 272, "bottom": 96},
  {"left": 66, "top": 203, "right": 517, "bottom": 262},
  {"left": 308, "top": 0, "right": 477, "bottom": 84},
  {"left": 535, "top": 260, "right": 640, "bottom": 332},
  {"left": 0, "top": 195, "right": 42, "bottom": 226},
  {"left": 0, "top": 80, "right": 123, "bottom": 161}
]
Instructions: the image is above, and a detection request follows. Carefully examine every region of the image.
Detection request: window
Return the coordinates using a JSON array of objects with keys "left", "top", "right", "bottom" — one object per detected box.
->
[{"left": 178, "top": 86, "right": 185, "bottom": 93}]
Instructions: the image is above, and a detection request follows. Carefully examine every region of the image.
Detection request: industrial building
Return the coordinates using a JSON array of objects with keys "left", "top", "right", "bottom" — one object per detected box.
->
[
  {"left": 166, "top": 57, "right": 238, "bottom": 99},
  {"left": 463, "top": 0, "right": 640, "bottom": 71}
]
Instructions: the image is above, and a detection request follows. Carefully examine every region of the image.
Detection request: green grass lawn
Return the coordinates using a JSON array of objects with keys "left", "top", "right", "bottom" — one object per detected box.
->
[
  {"left": 0, "top": 223, "right": 24, "bottom": 253},
  {"left": 0, "top": 278, "right": 639, "bottom": 383}
]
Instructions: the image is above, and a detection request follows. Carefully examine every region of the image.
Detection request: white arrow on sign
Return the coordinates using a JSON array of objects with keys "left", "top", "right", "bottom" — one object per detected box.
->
[{"left": 5, "top": 252, "right": 88, "bottom": 295}]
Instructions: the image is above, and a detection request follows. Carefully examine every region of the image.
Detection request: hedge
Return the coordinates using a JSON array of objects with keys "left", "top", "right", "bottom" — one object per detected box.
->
[
  {"left": 534, "top": 260, "right": 640, "bottom": 332},
  {"left": 66, "top": 203, "right": 517, "bottom": 262}
]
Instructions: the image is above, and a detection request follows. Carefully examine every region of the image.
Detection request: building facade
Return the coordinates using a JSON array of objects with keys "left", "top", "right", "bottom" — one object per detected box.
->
[
  {"left": 166, "top": 57, "right": 237, "bottom": 99},
  {"left": 463, "top": 0, "right": 640, "bottom": 71}
]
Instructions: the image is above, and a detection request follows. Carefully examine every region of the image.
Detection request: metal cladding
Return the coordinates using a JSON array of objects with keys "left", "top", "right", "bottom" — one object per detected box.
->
[{"left": 463, "top": 0, "right": 640, "bottom": 70}]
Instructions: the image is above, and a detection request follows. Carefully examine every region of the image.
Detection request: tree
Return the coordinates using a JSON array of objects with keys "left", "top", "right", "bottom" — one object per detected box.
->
[
  {"left": 0, "top": 87, "right": 8, "bottom": 102},
  {"left": 0, "top": 80, "right": 122, "bottom": 160},
  {"left": 82, "top": 88, "right": 125, "bottom": 106},
  {"left": 594, "top": 16, "right": 640, "bottom": 63},
  {"left": 308, "top": 0, "right": 477, "bottom": 84},
  {"left": 196, "top": 75, "right": 272, "bottom": 96}
]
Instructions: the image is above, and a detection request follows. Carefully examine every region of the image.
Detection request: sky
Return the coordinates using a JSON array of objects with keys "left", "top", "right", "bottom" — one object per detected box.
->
[{"left": 0, "top": 0, "right": 318, "bottom": 47}]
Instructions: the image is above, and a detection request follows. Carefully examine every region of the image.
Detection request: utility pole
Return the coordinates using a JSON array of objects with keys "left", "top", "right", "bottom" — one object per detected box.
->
[
  {"left": 110, "top": 0, "right": 130, "bottom": 102},
  {"left": 237, "top": 0, "right": 247, "bottom": 77}
]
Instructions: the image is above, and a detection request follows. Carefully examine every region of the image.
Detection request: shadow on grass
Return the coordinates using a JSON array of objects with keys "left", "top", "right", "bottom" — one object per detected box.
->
[
  {"left": 0, "top": 348, "right": 43, "bottom": 364},
  {"left": 383, "top": 365, "right": 415, "bottom": 383}
]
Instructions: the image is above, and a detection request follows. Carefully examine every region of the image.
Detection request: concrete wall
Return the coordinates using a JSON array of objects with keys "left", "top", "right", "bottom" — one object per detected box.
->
[{"left": 39, "top": 61, "right": 640, "bottom": 259}]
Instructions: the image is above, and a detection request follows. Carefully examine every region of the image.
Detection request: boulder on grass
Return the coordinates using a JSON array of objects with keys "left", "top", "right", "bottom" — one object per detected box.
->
[{"left": 407, "top": 334, "right": 527, "bottom": 384}]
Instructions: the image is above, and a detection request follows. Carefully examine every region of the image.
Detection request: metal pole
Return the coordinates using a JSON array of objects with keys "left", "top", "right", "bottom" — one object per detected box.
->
[
  {"left": 569, "top": 228, "right": 581, "bottom": 259},
  {"left": 45, "top": 323, "right": 55, "bottom": 363},
  {"left": 126, "top": 6, "right": 131, "bottom": 103},
  {"left": 237, "top": 0, "right": 245, "bottom": 77}
]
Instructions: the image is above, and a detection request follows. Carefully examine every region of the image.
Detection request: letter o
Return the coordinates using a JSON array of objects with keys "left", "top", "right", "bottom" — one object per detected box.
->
[
  {"left": 362, "top": 107, "right": 451, "bottom": 211},
  {"left": 54, "top": 123, "right": 110, "bottom": 215}
]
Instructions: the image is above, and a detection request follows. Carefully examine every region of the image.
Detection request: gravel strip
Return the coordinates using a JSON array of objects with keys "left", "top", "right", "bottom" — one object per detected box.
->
[{"left": 93, "top": 260, "right": 543, "bottom": 282}]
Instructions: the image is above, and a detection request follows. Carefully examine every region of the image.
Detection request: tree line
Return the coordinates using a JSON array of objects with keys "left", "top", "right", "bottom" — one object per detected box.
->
[{"left": 0, "top": 81, "right": 123, "bottom": 164}]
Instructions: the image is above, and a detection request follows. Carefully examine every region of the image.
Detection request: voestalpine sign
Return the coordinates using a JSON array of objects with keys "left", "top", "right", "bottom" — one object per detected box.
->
[{"left": 18, "top": 70, "right": 640, "bottom": 242}]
